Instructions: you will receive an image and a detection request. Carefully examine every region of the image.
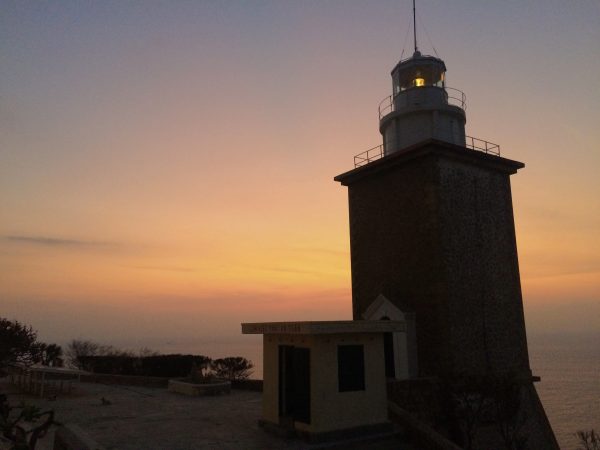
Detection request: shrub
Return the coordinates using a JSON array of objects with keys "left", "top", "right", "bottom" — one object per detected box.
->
[
  {"left": 576, "top": 430, "right": 600, "bottom": 450},
  {"left": 140, "top": 355, "right": 211, "bottom": 378},
  {"left": 210, "top": 357, "right": 253, "bottom": 381},
  {"left": 0, "top": 393, "right": 56, "bottom": 449},
  {"left": 439, "top": 374, "right": 528, "bottom": 450},
  {"left": 77, "top": 355, "right": 137, "bottom": 375},
  {"left": 78, "top": 354, "right": 212, "bottom": 378}
]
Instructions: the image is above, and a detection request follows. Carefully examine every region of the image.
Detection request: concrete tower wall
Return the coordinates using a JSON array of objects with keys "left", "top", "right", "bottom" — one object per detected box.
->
[
  {"left": 338, "top": 140, "right": 529, "bottom": 377},
  {"left": 436, "top": 156, "right": 530, "bottom": 375},
  {"left": 382, "top": 108, "right": 466, "bottom": 155}
]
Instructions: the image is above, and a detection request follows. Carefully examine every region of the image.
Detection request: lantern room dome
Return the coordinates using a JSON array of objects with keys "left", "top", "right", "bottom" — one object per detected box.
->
[{"left": 391, "top": 51, "right": 447, "bottom": 95}]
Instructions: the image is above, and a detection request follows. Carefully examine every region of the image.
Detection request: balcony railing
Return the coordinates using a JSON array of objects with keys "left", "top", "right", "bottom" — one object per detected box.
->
[
  {"left": 354, "top": 144, "right": 385, "bottom": 168},
  {"left": 465, "top": 136, "right": 500, "bottom": 156},
  {"left": 378, "top": 87, "right": 467, "bottom": 120},
  {"left": 353, "top": 136, "right": 501, "bottom": 168}
]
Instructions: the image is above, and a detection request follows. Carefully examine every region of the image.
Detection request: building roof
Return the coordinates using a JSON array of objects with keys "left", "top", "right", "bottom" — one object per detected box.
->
[
  {"left": 335, "top": 139, "right": 525, "bottom": 186},
  {"left": 241, "top": 320, "right": 405, "bottom": 335}
]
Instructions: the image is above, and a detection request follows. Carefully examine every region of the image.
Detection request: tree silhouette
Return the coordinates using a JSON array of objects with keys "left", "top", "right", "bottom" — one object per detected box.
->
[
  {"left": 0, "top": 318, "right": 40, "bottom": 369},
  {"left": 210, "top": 357, "right": 253, "bottom": 381}
]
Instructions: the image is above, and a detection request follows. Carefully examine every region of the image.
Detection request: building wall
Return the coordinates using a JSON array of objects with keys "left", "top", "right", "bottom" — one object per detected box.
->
[
  {"left": 342, "top": 142, "right": 530, "bottom": 377},
  {"left": 262, "top": 336, "right": 279, "bottom": 425},
  {"left": 261, "top": 333, "right": 388, "bottom": 434},
  {"left": 347, "top": 151, "right": 448, "bottom": 375},
  {"left": 307, "top": 333, "right": 388, "bottom": 433},
  {"left": 436, "top": 157, "right": 530, "bottom": 375},
  {"left": 382, "top": 105, "right": 466, "bottom": 154}
]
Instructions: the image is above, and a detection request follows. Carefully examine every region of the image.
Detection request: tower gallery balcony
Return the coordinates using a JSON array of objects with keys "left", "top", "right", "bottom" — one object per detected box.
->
[{"left": 354, "top": 135, "right": 501, "bottom": 168}]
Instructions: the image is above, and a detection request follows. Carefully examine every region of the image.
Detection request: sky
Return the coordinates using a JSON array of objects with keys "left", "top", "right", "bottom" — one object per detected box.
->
[{"left": 1, "top": 1, "right": 599, "bottom": 355}]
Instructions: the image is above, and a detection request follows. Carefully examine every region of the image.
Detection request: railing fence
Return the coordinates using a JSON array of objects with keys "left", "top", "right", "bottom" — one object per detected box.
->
[{"left": 353, "top": 136, "right": 500, "bottom": 168}]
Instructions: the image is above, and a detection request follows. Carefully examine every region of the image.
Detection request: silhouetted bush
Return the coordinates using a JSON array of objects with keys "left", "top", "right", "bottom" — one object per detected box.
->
[
  {"left": 78, "top": 354, "right": 211, "bottom": 378},
  {"left": 436, "top": 374, "right": 528, "bottom": 450},
  {"left": 64, "top": 339, "right": 128, "bottom": 369},
  {"left": 77, "top": 355, "right": 136, "bottom": 374},
  {"left": 210, "top": 357, "right": 253, "bottom": 381},
  {"left": 141, "top": 354, "right": 211, "bottom": 378},
  {"left": 576, "top": 430, "right": 600, "bottom": 450}
]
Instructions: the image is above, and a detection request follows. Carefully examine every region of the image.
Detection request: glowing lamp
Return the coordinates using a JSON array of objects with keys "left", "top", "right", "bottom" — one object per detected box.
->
[{"left": 414, "top": 77, "right": 425, "bottom": 87}]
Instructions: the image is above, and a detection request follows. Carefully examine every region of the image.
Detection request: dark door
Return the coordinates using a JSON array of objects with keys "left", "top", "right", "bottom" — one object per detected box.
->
[
  {"left": 278, "top": 345, "right": 294, "bottom": 418},
  {"left": 278, "top": 345, "right": 311, "bottom": 424},
  {"left": 292, "top": 347, "right": 310, "bottom": 424},
  {"left": 383, "top": 332, "right": 396, "bottom": 378},
  {"left": 381, "top": 316, "right": 395, "bottom": 378}
]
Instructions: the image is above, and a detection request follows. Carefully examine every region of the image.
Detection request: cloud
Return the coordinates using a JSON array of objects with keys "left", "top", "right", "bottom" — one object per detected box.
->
[
  {"left": 523, "top": 268, "right": 600, "bottom": 281},
  {"left": 258, "top": 266, "right": 324, "bottom": 276},
  {"left": 291, "top": 247, "right": 349, "bottom": 257},
  {"left": 128, "top": 265, "right": 196, "bottom": 273},
  {"left": 4, "top": 235, "right": 116, "bottom": 248}
]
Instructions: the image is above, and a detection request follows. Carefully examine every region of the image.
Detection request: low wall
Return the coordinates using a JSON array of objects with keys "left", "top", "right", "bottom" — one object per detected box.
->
[
  {"left": 388, "top": 402, "right": 463, "bottom": 450},
  {"left": 168, "top": 379, "right": 231, "bottom": 396},
  {"left": 80, "top": 374, "right": 263, "bottom": 391},
  {"left": 80, "top": 373, "right": 168, "bottom": 388},
  {"left": 387, "top": 377, "right": 559, "bottom": 450}
]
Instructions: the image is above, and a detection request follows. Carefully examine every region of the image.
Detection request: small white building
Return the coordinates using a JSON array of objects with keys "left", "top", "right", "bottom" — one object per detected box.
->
[{"left": 242, "top": 320, "right": 406, "bottom": 442}]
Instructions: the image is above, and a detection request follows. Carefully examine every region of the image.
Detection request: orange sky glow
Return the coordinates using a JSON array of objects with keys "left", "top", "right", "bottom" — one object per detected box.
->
[{"left": 1, "top": 1, "right": 598, "bottom": 354}]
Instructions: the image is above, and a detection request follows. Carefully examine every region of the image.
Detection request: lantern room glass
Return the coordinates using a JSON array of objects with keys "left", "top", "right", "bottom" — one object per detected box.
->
[{"left": 393, "top": 64, "right": 445, "bottom": 94}]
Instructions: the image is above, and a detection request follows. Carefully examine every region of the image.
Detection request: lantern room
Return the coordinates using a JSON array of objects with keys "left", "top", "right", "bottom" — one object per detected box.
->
[
  {"left": 392, "top": 51, "right": 446, "bottom": 94},
  {"left": 380, "top": 50, "right": 466, "bottom": 155}
]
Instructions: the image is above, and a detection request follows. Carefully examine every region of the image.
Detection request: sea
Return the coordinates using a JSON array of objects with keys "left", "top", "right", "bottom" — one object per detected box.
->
[
  {"left": 154, "top": 332, "right": 598, "bottom": 450},
  {"left": 528, "top": 333, "right": 600, "bottom": 450}
]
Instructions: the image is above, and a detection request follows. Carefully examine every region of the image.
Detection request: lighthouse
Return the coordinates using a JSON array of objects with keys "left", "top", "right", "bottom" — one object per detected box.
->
[{"left": 334, "top": 4, "right": 559, "bottom": 449}]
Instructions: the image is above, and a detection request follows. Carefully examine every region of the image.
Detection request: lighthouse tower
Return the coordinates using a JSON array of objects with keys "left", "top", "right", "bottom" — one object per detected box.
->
[{"left": 335, "top": 5, "right": 559, "bottom": 449}]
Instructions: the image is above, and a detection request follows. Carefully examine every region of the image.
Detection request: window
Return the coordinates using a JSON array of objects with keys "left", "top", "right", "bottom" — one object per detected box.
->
[{"left": 338, "top": 345, "right": 365, "bottom": 392}]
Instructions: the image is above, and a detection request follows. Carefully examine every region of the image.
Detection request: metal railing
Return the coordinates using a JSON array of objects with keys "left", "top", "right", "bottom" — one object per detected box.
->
[
  {"left": 378, "top": 87, "right": 467, "bottom": 120},
  {"left": 378, "top": 96, "right": 394, "bottom": 119},
  {"left": 354, "top": 144, "right": 384, "bottom": 168},
  {"left": 445, "top": 88, "right": 467, "bottom": 111},
  {"left": 465, "top": 136, "right": 500, "bottom": 156},
  {"left": 353, "top": 135, "right": 501, "bottom": 168}
]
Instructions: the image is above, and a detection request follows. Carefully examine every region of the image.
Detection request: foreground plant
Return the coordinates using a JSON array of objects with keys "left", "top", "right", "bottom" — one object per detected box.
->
[
  {"left": 576, "top": 430, "right": 600, "bottom": 450},
  {"left": 0, "top": 394, "right": 56, "bottom": 450}
]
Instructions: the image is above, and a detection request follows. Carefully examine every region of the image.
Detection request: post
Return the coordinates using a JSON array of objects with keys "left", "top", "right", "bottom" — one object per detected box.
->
[{"left": 413, "top": 0, "right": 417, "bottom": 53}]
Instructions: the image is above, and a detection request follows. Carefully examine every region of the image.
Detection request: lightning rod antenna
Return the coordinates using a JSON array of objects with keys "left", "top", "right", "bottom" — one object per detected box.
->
[{"left": 413, "top": 0, "right": 418, "bottom": 53}]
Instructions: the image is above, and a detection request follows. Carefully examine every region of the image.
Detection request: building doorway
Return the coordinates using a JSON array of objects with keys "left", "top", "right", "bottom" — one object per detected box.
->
[
  {"left": 278, "top": 345, "right": 311, "bottom": 424},
  {"left": 381, "top": 317, "right": 396, "bottom": 378}
]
